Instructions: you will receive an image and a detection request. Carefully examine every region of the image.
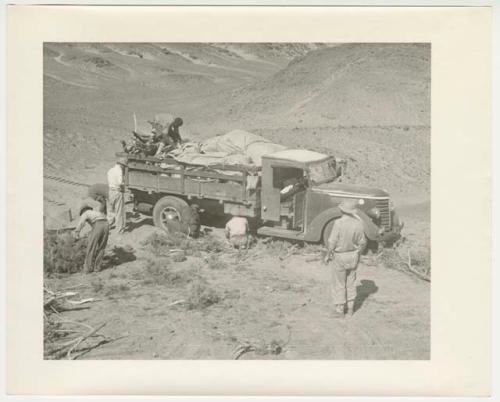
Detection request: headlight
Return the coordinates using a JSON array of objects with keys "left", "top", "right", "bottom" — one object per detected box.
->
[{"left": 367, "top": 207, "right": 381, "bottom": 220}]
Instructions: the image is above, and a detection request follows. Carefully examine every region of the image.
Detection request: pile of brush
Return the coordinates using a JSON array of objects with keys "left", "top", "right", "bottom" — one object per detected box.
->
[{"left": 44, "top": 284, "right": 112, "bottom": 360}]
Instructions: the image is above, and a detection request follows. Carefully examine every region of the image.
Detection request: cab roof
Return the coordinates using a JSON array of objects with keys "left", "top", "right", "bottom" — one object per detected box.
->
[{"left": 265, "top": 149, "right": 330, "bottom": 164}]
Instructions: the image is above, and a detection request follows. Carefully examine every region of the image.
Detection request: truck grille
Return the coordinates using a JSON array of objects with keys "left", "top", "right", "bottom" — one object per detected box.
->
[{"left": 375, "top": 198, "right": 391, "bottom": 230}]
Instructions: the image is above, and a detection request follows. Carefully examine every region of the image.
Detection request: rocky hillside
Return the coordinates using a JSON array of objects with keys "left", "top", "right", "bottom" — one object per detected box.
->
[
  {"left": 223, "top": 43, "right": 430, "bottom": 127},
  {"left": 44, "top": 43, "right": 430, "bottom": 204}
]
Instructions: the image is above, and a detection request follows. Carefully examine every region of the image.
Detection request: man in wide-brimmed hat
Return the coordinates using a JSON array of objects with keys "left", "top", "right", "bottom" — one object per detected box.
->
[{"left": 324, "top": 199, "right": 367, "bottom": 318}]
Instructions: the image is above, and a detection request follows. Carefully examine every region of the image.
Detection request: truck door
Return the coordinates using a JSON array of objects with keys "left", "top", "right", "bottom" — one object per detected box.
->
[
  {"left": 261, "top": 163, "right": 281, "bottom": 222},
  {"left": 293, "top": 190, "right": 306, "bottom": 229}
]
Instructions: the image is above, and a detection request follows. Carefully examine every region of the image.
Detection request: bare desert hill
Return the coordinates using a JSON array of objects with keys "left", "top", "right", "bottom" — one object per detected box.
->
[
  {"left": 225, "top": 43, "right": 430, "bottom": 127},
  {"left": 44, "top": 43, "right": 430, "bottom": 205}
]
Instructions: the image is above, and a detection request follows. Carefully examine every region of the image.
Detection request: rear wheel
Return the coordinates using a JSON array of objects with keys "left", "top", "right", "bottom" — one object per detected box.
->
[{"left": 152, "top": 196, "right": 200, "bottom": 236}]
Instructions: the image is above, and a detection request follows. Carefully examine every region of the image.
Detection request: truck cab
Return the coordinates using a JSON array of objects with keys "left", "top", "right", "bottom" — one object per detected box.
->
[{"left": 257, "top": 149, "right": 402, "bottom": 244}]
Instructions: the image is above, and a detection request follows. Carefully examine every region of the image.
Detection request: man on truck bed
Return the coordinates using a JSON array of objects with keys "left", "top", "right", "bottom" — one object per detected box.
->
[
  {"left": 324, "top": 199, "right": 367, "bottom": 319},
  {"left": 154, "top": 117, "right": 184, "bottom": 157},
  {"left": 107, "top": 158, "right": 127, "bottom": 234}
]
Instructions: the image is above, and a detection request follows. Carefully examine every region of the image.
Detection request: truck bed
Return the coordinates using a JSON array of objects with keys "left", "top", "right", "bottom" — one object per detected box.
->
[{"left": 118, "top": 152, "right": 262, "bottom": 211}]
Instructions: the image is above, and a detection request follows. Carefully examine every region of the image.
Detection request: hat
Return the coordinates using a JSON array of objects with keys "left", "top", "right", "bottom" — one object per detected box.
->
[
  {"left": 116, "top": 156, "right": 128, "bottom": 166},
  {"left": 173, "top": 117, "right": 183, "bottom": 127},
  {"left": 338, "top": 199, "right": 358, "bottom": 215}
]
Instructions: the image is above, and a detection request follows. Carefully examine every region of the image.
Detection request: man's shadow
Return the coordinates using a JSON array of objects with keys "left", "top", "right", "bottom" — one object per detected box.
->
[
  {"left": 102, "top": 246, "right": 136, "bottom": 270},
  {"left": 354, "top": 280, "right": 378, "bottom": 312}
]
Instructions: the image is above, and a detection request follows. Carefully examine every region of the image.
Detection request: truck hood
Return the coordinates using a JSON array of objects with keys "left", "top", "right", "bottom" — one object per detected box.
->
[{"left": 312, "top": 182, "right": 389, "bottom": 199}]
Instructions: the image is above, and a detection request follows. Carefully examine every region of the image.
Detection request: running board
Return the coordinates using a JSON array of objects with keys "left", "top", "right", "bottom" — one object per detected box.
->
[{"left": 257, "top": 226, "right": 305, "bottom": 241}]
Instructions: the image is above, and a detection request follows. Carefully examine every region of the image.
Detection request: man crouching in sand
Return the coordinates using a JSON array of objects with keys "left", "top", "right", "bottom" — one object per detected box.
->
[{"left": 324, "top": 200, "right": 367, "bottom": 318}]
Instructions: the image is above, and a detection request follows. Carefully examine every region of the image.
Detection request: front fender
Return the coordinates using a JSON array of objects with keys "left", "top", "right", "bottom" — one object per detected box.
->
[
  {"left": 304, "top": 207, "right": 381, "bottom": 242},
  {"left": 304, "top": 207, "right": 342, "bottom": 242}
]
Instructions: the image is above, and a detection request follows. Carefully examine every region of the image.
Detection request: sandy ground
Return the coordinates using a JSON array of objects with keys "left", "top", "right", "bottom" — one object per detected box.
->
[{"left": 45, "top": 201, "right": 429, "bottom": 360}]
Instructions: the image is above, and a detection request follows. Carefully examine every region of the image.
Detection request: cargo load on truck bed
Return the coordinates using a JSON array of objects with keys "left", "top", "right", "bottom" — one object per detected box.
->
[
  {"left": 168, "top": 129, "right": 287, "bottom": 169},
  {"left": 123, "top": 128, "right": 287, "bottom": 171},
  {"left": 118, "top": 130, "right": 285, "bottom": 219}
]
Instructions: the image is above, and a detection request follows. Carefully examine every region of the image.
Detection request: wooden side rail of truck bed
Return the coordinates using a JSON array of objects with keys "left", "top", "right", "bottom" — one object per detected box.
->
[{"left": 116, "top": 152, "right": 262, "bottom": 216}]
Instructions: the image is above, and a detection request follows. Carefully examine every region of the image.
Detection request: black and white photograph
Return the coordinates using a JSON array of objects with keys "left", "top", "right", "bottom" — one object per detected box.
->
[{"left": 42, "top": 42, "right": 431, "bottom": 360}]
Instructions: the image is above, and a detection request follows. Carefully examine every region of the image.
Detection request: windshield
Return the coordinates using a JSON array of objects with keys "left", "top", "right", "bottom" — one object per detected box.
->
[{"left": 308, "top": 159, "right": 337, "bottom": 185}]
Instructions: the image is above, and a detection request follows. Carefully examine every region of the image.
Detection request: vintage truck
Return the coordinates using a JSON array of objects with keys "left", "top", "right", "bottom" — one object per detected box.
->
[{"left": 117, "top": 149, "right": 402, "bottom": 245}]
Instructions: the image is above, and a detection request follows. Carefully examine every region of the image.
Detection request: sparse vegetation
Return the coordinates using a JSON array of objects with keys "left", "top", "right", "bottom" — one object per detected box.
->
[
  {"left": 85, "top": 56, "right": 113, "bottom": 68},
  {"left": 90, "top": 278, "right": 104, "bottom": 293},
  {"left": 185, "top": 278, "right": 220, "bottom": 310},
  {"left": 104, "top": 283, "right": 131, "bottom": 296},
  {"left": 204, "top": 254, "right": 228, "bottom": 270},
  {"left": 141, "top": 231, "right": 226, "bottom": 258},
  {"left": 379, "top": 245, "right": 430, "bottom": 281},
  {"left": 142, "top": 257, "right": 197, "bottom": 286},
  {"left": 44, "top": 230, "right": 87, "bottom": 274}
]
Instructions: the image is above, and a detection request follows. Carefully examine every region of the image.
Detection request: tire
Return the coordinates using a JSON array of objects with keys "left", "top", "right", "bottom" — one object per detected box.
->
[
  {"left": 322, "top": 219, "right": 336, "bottom": 246},
  {"left": 152, "top": 196, "right": 200, "bottom": 237}
]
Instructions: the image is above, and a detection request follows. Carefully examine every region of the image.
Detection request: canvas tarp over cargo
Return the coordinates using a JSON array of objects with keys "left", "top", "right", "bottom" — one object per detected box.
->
[{"left": 190, "top": 130, "right": 286, "bottom": 166}]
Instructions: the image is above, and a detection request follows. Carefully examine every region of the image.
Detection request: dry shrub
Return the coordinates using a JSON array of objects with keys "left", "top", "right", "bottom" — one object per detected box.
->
[
  {"left": 195, "top": 234, "right": 226, "bottom": 254},
  {"left": 171, "top": 250, "right": 187, "bottom": 262},
  {"left": 44, "top": 230, "right": 87, "bottom": 274},
  {"left": 90, "top": 278, "right": 104, "bottom": 293},
  {"left": 143, "top": 257, "right": 197, "bottom": 286},
  {"left": 186, "top": 278, "right": 220, "bottom": 310},
  {"left": 141, "top": 231, "right": 226, "bottom": 258},
  {"left": 142, "top": 232, "right": 191, "bottom": 257},
  {"left": 261, "top": 239, "right": 294, "bottom": 255},
  {"left": 104, "top": 283, "right": 130, "bottom": 296},
  {"left": 409, "top": 247, "right": 431, "bottom": 276},
  {"left": 204, "top": 254, "right": 229, "bottom": 270},
  {"left": 379, "top": 246, "right": 431, "bottom": 279}
]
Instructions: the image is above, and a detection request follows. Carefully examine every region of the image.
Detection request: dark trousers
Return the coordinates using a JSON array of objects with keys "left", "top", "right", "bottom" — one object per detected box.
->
[{"left": 84, "top": 220, "right": 109, "bottom": 273}]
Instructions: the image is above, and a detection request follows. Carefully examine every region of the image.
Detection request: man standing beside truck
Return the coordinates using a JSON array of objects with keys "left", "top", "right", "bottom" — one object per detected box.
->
[
  {"left": 324, "top": 199, "right": 367, "bottom": 318},
  {"left": 107, "top": 157, "right": 127, "bottom": 234}
]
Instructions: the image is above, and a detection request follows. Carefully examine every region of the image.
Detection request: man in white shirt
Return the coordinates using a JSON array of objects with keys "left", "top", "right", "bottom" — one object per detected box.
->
[
  {"left": 107, "top": 157, "right": 127, "bottom": 234},
  {"left": 225, "top": 216, "right": 250, "bottom": 249}
]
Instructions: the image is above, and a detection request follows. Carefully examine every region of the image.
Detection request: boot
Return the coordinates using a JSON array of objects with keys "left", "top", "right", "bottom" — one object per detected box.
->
[
  {"left": 331, "top": 304, "right": 345, "bottom": 319},
  {"left": 347, "top": 301, "right": 355, "bottom": 316}
]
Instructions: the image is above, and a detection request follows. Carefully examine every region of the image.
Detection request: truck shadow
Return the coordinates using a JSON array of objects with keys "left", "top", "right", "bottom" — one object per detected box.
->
[
  {"left": 125, "top": 214, "right": 154, "bottom": 232},
  {"left": 354, "top": 279, "right": 378, "bottom": 312}
]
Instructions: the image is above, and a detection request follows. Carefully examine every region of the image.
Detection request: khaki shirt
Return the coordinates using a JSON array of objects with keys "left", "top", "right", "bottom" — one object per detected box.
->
[{"left": 328, "top": 214, "right": 367, "bottom": 253}]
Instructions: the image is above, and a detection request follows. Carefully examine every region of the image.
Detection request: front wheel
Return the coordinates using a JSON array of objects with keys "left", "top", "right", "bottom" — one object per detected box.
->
[{"left": 152, "top": 196, "right": 200, "bottom": 237}]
